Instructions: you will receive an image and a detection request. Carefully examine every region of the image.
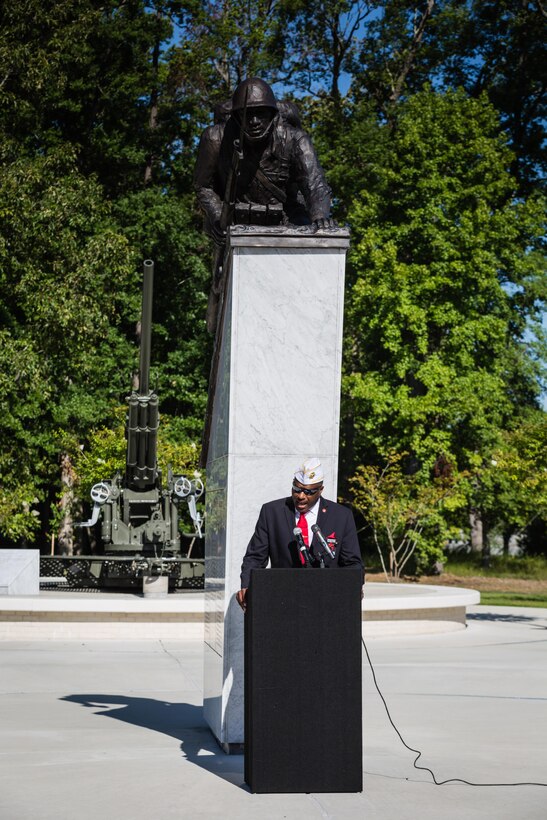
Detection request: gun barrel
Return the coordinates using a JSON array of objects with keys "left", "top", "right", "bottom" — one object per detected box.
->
[
  {"left": 125, "top": 260, "right": 159, "bottom": 490},
  {"left": 139, "top": 260, "right": 154, "bottom": 394}
]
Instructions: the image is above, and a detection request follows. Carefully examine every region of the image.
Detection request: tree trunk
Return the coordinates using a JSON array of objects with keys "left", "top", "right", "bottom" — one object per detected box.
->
[
  {"left": 502, "top": 527, "right": 516, "bottom": 557},
  {"left": 469, "top": 508, "right": 483, "bottom": 554},
  {"left": 481, "top": 521, "right": 491, "bottom": 569},
  {"left": 58, "top": 453, "right": 75, "bottom": 556},
  {"left": 389, "top": 0, "right": 435, "bottom": 105},
  {"left": 144, "top": 13, "right": 161, "bottom": 184}
]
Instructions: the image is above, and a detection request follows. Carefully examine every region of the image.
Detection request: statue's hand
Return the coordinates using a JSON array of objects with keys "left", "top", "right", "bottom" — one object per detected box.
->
[
  {"left": 312, "top": 217, "right": 338, "bottom": 231},
  {"left": 211, "top": 220, "right": 226, "bottom": 246}
]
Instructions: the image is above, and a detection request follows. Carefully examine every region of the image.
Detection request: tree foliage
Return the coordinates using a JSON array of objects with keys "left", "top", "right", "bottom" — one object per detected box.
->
[
  {"left": 350, "top": 450, "right": 467, "bottom": 577},
  {"left": 0, "top": 1, "right": 544, "bottom": 557},
  {"left": 467, "top": 411, "right": 547, "bottom": 549},
  {"left": 0, "top": 148, "right": 137, "bottom": 541},
  {"left": 343, "top": 88, "right": 545, "bottom": 475}
]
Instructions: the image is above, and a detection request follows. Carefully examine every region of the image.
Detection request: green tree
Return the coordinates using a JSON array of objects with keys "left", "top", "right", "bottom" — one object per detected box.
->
[
  {"left": 0, "top": 1, "right": 193, "bottom": 194},
  {"left": 2, "top": 1, "right": 545, "bottom": 559},
  {"left": 283, "top": 0, "right": 373, "bottom": 103},
  {"left": 0, "top": 1, "right": 213, "bottom": 549},
  {"left": 72, "top": 407, "right": 201, "bottom": 495},
  {"left": 352, "top": 0, "right": 437, "bottom": 111},
  {"left": 465, "top": 411, "right": 547, "bottom": 560},
  {"left": 349, "top": 1, "right": 546, "bottom": 193},
  {"left": 113, "top": 188, "right": 212, "bottom": 438},
  {"left": 350, "top": 450, "right": 466, "bottom": 577},
  {"left": 430, "top": 0, "right": 547, "bottom": 194},
  {"left": 0, "top": 148, "right": 137, "bottom": 544},
  {"left": 170, "top": 0, "right": 295, "bottom": 110},
  {"left": 343, "top": 88, "right": 545, "bottom": 482}
]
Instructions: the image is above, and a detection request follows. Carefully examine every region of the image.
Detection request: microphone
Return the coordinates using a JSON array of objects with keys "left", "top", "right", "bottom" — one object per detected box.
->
[
  {"left": 311, "top": 524, "right": 336, "bottom": 559},
  {"left": 293, "top": 527, "right": 312, "bottom": 566}
]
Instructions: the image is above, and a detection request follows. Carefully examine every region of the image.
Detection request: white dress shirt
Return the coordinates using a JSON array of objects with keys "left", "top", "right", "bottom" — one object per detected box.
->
[{"left": 294, "top": 497, "right": 321, "bottom": 544}]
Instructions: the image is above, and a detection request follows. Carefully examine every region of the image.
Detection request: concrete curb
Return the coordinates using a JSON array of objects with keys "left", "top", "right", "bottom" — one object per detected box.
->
[{"left": 0, "top": 583, "right": 480, "bottom": 640}]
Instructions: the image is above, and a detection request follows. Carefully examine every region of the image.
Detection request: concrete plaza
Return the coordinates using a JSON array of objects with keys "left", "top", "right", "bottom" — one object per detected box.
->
[{"left": 0, "top": 604, "right": 546, "bottom": 820}]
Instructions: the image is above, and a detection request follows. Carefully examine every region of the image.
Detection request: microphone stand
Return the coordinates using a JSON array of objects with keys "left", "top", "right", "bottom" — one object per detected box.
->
[{"left": 314, "top": 544, "right": 326, "bottom": 568}]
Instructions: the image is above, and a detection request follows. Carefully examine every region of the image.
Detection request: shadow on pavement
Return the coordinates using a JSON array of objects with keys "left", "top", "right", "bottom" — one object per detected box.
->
[
  {"left": 468, "top": 611, "right": 547, "bottom": 626},
  {"left": 61, "top": 694, "right": 247, "bottom": 789}
]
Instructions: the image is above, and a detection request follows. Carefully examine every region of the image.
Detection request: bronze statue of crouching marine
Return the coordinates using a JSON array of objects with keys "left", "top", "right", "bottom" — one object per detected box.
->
[{"left": 193, "top": 78, "right": 336, "bottom": 332}]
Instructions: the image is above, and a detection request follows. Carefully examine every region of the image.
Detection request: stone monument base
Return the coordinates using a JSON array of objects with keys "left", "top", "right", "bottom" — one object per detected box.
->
[
  {"left": 203, "top": 226, "right": 350, "bottom": 750},
  {"left": 0, "top": 550, "right": 39, "bottom": 596}
]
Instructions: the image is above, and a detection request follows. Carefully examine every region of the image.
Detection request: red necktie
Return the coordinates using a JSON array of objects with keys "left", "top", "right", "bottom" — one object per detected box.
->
[{"left": 297, "top": 513, "right": 308, "bottom": 566}]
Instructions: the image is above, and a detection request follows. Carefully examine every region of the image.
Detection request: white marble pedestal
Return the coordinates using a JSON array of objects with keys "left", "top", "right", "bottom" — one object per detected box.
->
[
  {"left": 203, "top": 226, "right": 350, "bottom": 751},
  {"left": 0, "top": 550, "right": 39, "bottom": 595}
]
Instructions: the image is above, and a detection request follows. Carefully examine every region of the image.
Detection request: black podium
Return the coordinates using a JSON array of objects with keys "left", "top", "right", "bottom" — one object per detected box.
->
[{"left": 244, "top": 568, "right": 362, "bottom": 793}]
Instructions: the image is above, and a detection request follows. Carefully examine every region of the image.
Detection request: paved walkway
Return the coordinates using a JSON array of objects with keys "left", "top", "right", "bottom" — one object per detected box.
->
[{"left": 1, "top": 605, "right": 546, "bottom": 820}]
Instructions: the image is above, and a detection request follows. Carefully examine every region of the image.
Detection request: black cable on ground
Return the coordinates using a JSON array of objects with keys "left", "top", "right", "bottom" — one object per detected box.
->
[{"left": 362, "top": 635, "right": 547, "bottom": 787}]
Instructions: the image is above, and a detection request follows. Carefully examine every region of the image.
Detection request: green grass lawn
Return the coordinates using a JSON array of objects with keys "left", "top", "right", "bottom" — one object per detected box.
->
[
  {"left": 445, "top": 554, "right": 547, "bottom": 580},
  {"left": 479, "top": 591, "right": 547, "bottom": 608},
  {"left": 366, "top": 553, "right": 547, "bottom": 607}
]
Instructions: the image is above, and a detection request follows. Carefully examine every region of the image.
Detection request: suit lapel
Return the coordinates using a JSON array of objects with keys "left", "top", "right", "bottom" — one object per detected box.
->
[
  {"left": 283, "top": 497, "right": 295, "bottom": 539},
  {"left": 316, "top": 499, "right": 338, "bottom": 555},
  {"left": 316, "top": 498, "right": 330, "bottom": 532}
]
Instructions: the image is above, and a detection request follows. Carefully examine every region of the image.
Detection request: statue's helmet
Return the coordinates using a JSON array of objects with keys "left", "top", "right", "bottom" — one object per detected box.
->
[
  {"left": 232, "top": 77, "right": 277, "bottom": 112},
  {"left": 231, "top": 77, "right": 277, "bottom": 141}
]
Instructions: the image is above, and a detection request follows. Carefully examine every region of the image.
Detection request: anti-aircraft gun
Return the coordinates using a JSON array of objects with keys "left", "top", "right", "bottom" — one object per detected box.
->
[{"left": 77, "top": 260, "right": 204, "bottom": 590}]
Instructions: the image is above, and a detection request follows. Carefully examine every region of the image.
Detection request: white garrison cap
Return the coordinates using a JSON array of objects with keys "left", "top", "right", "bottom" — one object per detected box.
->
[{"left": 294, "top": 457, "right": 324, "bottom": 486}]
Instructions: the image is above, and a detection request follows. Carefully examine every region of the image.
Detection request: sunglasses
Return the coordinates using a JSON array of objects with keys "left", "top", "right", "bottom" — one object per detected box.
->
[{"left": 291, "top": 483, "right": 323, "bottom": 497}]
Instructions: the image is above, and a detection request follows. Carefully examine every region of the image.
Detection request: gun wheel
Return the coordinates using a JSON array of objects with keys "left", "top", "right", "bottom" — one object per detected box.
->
[
  {"left": 174, "top": 476, "right": 192, "bottom": 498},
  {"left": 90, "top": 482, "right": 110, "bottom": 504}
]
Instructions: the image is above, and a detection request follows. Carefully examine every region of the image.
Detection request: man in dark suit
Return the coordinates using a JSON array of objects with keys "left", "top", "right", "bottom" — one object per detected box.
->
[{"left": 237, "top": 458, "right": 364, "bottom": 611}]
